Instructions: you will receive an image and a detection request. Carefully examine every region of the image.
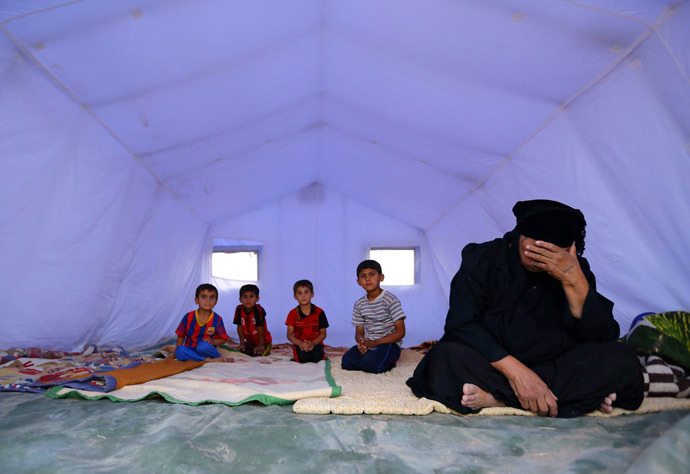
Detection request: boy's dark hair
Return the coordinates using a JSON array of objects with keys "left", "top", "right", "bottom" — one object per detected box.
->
[
  {"left": 356, "top": 259, "right": 382, "bottom": 276},
  {"left": 196, "top": 283, "right": 218, "bottom": 298},
  {"left": 293, "top": 279, "right": 314, "bottom": 294},
  {"left": 239, "top": 284, "right": 260, "bottom": 298}
]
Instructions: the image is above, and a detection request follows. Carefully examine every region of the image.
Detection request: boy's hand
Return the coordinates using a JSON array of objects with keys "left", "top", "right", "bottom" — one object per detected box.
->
[
  {"left": 239, "top": 342, "right": 245, "bottom": 352},
  {"left": 299, "top": 341, "right": 312, "bottom": 352},
  {"left": 360, "top": 338, "right": 378, "bottom": 349},
  {"left": 357, "top": 337, "right": 369, "bottom": 354},
  {"left": 253, "top": 344, "right": 265, "bottom": 356}
]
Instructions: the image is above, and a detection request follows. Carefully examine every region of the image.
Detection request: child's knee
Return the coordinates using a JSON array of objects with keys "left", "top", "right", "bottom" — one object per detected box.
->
[
  {"left": 196, "top": 340, "right": 221, "bottom": 358},
  {"left": 175, "top": 345, "right": 202, "bottom": 362},
  {"left": 361, "top": 345, "right": 399, "bottom": 373},
  {"left": 360, "top": 356, "right": 393, "bottom": 373},
  {"left": 174, "top": 346, "right": 188, "bottom": 360},
  {"left": 341, "top": 346, "right": 361, "bottom": 370}
]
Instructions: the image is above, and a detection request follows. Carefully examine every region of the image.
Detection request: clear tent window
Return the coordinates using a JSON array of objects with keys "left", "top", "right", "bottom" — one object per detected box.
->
[
  {"left": 212, "top": 238, "right": 262, "bottom": 281},
  {"left": 369, "top": 248, "right": 418, "bottom": 286}
]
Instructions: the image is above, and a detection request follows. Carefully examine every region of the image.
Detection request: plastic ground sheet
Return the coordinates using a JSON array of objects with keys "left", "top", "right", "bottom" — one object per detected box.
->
[{"left": 1, "top": 392, "right": 689, "bottom": 473}]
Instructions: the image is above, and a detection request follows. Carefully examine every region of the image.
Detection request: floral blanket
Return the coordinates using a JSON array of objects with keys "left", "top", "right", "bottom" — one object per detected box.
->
[{"left": 0, "top": 343, "right": 165, "bottom": 393}]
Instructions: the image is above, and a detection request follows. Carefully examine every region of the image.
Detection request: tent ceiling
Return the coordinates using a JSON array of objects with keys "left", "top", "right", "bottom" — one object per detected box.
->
[{"left": 0, "top": 0, "right": 681, "bottom": 226}]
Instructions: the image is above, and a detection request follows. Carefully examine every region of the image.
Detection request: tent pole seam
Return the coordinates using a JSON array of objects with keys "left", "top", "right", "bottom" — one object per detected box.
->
[
  {"left": 320, "top": 98, "right": 498, "bottom": 167},
  {"left": 653, "top": 29, "right": 690, "bottom": 85},
  {"left": 562, "top": 0, "right": 653, "bottom": 26},
  {"left": 0, "top": 0, "right": 87, "bottom": 26},
  {"left": 0, "top": 24, "right": 205, "bottom": 222}
]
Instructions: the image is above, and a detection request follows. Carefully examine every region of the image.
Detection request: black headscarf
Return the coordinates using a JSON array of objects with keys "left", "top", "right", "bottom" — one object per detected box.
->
[{"left": 513, "top": 199, "right": 586, "bottom": 256}]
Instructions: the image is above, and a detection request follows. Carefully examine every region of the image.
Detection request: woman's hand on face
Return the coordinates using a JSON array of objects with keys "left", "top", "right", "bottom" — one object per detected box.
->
[{"left": 524, "top": 241, "right": 582, "bottom": 285}]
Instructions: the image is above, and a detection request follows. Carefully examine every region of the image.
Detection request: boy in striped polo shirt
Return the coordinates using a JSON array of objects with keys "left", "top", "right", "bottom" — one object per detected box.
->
[{"left": 342, "top": 260, "right": 407, "bottom": 373}]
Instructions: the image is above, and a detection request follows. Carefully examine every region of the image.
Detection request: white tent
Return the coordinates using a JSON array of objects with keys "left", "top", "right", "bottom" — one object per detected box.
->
[{"left": 1, "top": 0, "right": 688, "bottom": 351}]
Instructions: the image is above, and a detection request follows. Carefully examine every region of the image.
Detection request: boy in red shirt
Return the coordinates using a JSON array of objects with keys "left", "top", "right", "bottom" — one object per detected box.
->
[
  {"left": 174, "top": 284, "right": 230, "bottom": 361},
  {"left": 233, "top": 284, "right": 272, "bottom": 356},
  {"left": 285, "top": 280, "right": 329, "bottom": 363}
]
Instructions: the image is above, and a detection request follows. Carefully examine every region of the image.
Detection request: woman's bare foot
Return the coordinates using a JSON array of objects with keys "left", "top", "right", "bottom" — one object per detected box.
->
[
  {"left": 599, "top": 393, "right": 616, "bottom": 413},
  {"left": 461, "top": 383, "right": 505, "bottom": 410}
]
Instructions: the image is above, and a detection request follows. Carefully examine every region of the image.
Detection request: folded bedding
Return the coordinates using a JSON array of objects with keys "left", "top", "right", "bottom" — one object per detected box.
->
[
  {"left": 0, "top": 346, "right": 156, "bottom": 393},
  {"left": 33, "top": 359, "right": 205, "bottom": 392}
]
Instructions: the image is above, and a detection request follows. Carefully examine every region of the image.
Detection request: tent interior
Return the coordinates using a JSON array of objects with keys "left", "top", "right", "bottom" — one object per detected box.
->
[{"left": 1, "top": 1, "right": 689, "bottom": 471}]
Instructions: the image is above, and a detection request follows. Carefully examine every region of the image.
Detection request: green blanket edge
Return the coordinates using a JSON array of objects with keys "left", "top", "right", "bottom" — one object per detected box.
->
[{"left": 45, "top": 357, "right": 342, "bottom": 405}]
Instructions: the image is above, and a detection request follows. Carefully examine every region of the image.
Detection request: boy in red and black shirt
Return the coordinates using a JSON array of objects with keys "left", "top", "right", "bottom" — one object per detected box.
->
[
  {"left": 233, "top": 284, "right": 272, "bottom": 356},
  {"left": 285, "top": 279, "right": 329, "bottom": 363}
]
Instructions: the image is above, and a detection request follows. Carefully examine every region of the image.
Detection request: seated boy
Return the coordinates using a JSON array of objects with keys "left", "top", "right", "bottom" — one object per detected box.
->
[
  {"left": 233, "top": 284, "right": 272, "bottom": 356},
  {"left": 285, "top": 279, "right": 329, "bottom": 363},
  {"left": 342, "top": 260, "right": 407, "bottom": 373},
  {"left": 175, "top": 283, "right": 230, "bottom": 362}
]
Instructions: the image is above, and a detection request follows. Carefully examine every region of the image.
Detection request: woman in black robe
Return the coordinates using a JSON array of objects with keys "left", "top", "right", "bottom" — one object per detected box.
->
[{"left": 407, "top": 200, "right": 644, "bottom": 418}]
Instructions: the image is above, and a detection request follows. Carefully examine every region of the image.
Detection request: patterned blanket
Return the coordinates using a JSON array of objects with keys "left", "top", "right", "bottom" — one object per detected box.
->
[
  {"left": 33, "top": 359, "right": 206, "bottom": 392},
  {"left": 0, "top": 345, "right": 158, "bottom": 393},
  {"left": 0, "top": 340, "right": 345, "bottom": 400},
  {"left": 47, "top": 356, "right": 341, "bottom": 406}
]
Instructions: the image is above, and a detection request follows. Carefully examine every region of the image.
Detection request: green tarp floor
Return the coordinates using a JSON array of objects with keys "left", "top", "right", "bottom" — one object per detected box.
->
[{"left": 1, "top": 392, "right": 688, "bottom": 473}]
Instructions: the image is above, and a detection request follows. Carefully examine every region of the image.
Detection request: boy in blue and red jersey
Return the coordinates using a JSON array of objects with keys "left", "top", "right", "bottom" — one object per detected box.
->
[
  {"left": 285, "top": 280, "right": 329, "bottom": 363},
  {"left": 174, "top": 284, "right": 230, "bottom": 362},
  {"left": 234, "top": 284, "right": 272, "bottom": 356}
]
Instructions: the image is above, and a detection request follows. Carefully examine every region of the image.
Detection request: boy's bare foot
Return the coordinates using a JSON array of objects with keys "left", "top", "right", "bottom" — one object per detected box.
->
[
  {"left": 207, "top": 356, "right": 235, "bottom": 363},
  {"left": 461, "top": 383, "right": 505, "bottom": 410},
  {"left": 599, "top": 393, "right": 616, "bottom": 413}
]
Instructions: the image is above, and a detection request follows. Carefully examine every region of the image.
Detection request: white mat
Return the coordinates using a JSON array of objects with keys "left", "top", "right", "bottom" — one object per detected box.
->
[{"left": 293, "top": 351, "right": 690, "bottom": 416}]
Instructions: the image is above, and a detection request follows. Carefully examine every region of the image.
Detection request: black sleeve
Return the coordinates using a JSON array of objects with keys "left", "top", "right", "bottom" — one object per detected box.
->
[
  {"left": 563, "top": 257, "right": 620, "bottom": 341},
  {"left": 253, "top": 306, "right": 265, "bottom": 327},
  {"left": 442, "top": 241, "right": 510, "bottom": 363},
  {"left": 318, "top": 311, "right": 329, "bottom": 329},
  {"left": 233, "top": 306, "right": 241, "bottom": 325}
]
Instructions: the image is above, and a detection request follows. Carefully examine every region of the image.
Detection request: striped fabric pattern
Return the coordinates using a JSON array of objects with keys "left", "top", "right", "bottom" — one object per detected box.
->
[
  {"left": 639, "top": 355, "right": 690, "bottom": 398},
  {"left": 352, "top": 290, "right": 406, "bottom": 346}
]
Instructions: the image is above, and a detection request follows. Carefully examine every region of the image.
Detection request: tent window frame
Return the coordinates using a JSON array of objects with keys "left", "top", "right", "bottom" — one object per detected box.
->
[
  {"left": 369, "top": 247, "right": 419, "bottom": 286},
  {"left": 212, "top": 243, "right": 262, "bottom": 282}
]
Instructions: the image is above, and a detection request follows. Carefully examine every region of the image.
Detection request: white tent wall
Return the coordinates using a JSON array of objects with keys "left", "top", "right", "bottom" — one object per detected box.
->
[
  {"left": 210, "top": 183, "right": 447, "bottom": 347},
  {"left": 1, "top": 1, "right": 689, "bottom": 352},
  {"left": 426, "top": 3, "right": 690, "bottom": 331},
  {"left": 0, "top": 35, "right": 208, "bottom": 351}
]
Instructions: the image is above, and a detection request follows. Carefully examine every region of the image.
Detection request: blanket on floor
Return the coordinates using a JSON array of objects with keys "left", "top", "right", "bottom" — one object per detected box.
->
[
  {"left": 33, "top": 359, "right": 206, "bottom": 392},
  {"left": 0, "top": 340, "right": 347, "bottom": 394},
  {"left": 293, "top": 350, "right": 690, "bottom": 417},
  {"left": 47, "top": 356, "right": 341, "bottom": 406},
  {"left": 0, "top": 347, "right": 158, "bottom": 393}
]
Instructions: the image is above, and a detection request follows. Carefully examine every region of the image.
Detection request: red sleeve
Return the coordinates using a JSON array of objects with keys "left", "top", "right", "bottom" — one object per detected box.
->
[
  {"left": 215, "top": 317, "right": 229, "bottom": 340},
  {"left": 175, "top": 314, "right": 189, "bottom": 337},
  {"left": 285, "top": 308, "right": 296, "bottom": 326}
]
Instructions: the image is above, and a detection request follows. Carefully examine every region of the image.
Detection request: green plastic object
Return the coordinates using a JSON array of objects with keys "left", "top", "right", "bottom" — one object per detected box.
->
[{"left": 626, "top": 311, "right": 690, "bottom": 370}]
